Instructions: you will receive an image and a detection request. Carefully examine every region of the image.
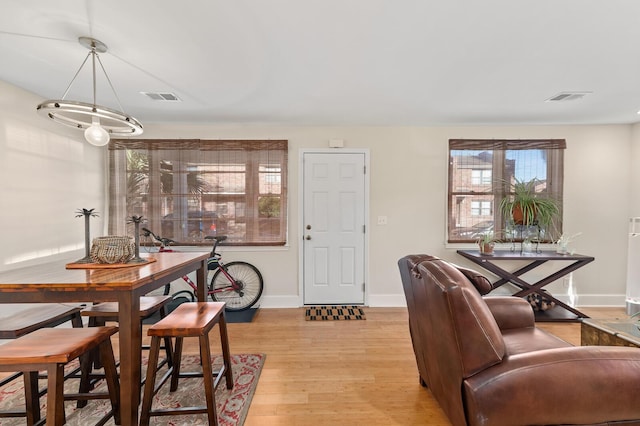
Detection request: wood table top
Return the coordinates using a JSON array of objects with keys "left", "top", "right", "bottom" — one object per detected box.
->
[{"left": 0, "top": 251, "right": 210, "bottom": 292}]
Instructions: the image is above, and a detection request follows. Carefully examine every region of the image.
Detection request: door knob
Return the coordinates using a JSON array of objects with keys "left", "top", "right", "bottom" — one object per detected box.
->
[
  {"left": 305, "top": 235, "right": 311, "bottom": 240},
  {"left": 306, "top": 225, "right": 312, "bottom": 230}
]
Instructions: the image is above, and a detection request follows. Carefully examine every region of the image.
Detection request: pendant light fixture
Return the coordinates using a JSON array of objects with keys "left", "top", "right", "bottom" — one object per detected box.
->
[{"left": 36, "top": 37, "right": 143, "bottom": 146}]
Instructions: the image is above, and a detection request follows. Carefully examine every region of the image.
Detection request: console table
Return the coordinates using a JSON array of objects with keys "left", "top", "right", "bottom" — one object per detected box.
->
[{"left": 456, "top": 249, "right": 595, "bottom": 322}]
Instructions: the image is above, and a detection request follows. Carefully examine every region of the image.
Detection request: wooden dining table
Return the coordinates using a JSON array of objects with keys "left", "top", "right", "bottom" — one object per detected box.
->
[{"left": 0, "top": 251, "right": 210, "bottom": 425}]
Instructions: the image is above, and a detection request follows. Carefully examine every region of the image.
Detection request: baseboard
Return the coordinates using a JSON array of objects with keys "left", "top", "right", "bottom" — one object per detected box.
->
[
  {"left": 259, "top": 293, "right": 627, "bottom": 309},
  {"left": 558, "top": 293, "right": 625, "bottom": 308},
  {"left": 257, "top": 295, "right": 301, "bottom": 309},
  {"left": 258, "top": 294, "right": 409, "bottom": 308},
  {"left": 367, "top": 294, "right": 407, "bottom": 307}
]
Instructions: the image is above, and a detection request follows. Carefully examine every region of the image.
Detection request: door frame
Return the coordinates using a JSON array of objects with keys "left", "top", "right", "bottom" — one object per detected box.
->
[{"left": 298, "top": 148, "right": 370, "bottom": 306}]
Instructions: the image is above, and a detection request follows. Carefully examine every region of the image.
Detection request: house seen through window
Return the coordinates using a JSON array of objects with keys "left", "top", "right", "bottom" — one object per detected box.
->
[
  {"left": 448, "top": 139, "right": 565, "bottom": 243},
  {"left": 471, "top": 200, "right": 492, "bottom": 216}
]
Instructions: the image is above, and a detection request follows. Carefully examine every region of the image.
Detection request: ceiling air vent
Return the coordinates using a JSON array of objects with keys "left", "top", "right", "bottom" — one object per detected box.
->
[
  {"left": 545, "top": 92, "right": 592, "bottom": 102},
  {"left": 141, "top": 92, "right": 181, "bottom": 101}
]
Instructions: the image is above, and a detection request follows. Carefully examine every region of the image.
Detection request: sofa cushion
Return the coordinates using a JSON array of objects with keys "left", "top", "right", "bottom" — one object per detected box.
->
[
  {"left": 501, "top": 327, "right": 572, "bottom": 356},
  {"left": 484, "top": 296, "right": 535, "bottom": 330},
  {"left": 463, "top": 346, "right": 640, "bottom": 426},
  {"left": 453, "top": 264, "right": 494, "bottom": 295}
]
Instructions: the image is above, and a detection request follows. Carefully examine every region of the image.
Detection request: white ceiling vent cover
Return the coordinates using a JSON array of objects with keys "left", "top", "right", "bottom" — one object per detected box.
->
[
  {"left": 545, "top": 92, "right": 592, "bottom": 102},
  {"left": 141, "top": 92, "right": 181, "bottom": 101}
]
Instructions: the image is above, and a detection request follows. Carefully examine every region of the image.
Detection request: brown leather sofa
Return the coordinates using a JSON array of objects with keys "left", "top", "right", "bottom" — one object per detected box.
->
[{"left": 399, "top": 254, "right": 640, "bottom": 426}]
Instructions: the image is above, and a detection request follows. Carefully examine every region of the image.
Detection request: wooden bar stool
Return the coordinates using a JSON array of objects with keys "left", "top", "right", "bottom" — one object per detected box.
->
[
  {"left": 140, "top": 302, "right": 234, "bottom": 426},
  {"left": 81, "top": 296, "right": 174, "bottom": 367},
  {"left": 76, "top": 295, "right": 174, "bottom": 407},
  {"left": 0, "top": 303, "right": 84, "bottom": 341},
  {"left": 0, "top": 304, "right": 83, "bottom": 384},
  {"left": 0, "top": 303, "right": 83, "bottom": 422},
  {"left": 81, "top": 295, "right": 172, "bottom": 327},
  {"left": 0, "top": 326, "right": 121, "bottom": 426}
]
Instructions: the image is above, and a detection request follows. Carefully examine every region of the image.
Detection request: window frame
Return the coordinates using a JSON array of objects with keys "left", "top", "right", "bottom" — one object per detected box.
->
[
  {"left": 107, "top": 139, "right": 288, "bottom": 246},
  {"left": 447, "top": 139, "right": 565, "bottom": 244}
]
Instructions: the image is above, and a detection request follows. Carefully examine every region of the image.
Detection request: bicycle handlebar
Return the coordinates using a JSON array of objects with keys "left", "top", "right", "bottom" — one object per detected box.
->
[
  {"left": 141, "top": 227, "right": 176, "bottom": 247},
  {"left": 142, "top": 227, "right": 227, "bottom": 253}
]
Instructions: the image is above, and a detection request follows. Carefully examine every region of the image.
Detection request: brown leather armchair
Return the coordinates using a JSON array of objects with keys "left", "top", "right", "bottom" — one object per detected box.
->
[{"left": 399, "top": 254, "right": 640, "bottom": 426}]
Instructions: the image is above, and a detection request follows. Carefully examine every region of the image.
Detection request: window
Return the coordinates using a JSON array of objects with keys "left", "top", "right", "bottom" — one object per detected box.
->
[
  {"left": 471, "top": 169, "right": 492, "bottom": 185},
  {"left": 448, "top": 139, "right": 565, "bottom": 243},
  {"left": 108, "top": 139, "right": 288, "bottom": 246},
  {"left": 471, "top": 200, "right": 492, "bottom": 216}
]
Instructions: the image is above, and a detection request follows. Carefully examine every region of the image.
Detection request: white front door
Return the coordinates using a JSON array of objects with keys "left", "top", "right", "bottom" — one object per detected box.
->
[{"left": 302, "top": 151, "right": 367, "bottom": 305}]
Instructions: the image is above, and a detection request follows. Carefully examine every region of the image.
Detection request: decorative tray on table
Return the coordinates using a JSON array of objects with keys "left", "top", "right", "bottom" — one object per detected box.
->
[{"left": 65, "top": 257, "right": 156, "bottom": 269}]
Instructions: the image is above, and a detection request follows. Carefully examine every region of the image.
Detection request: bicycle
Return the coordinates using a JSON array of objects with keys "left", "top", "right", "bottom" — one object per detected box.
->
[{"left": 141, "top": 228, "right": 264, "bottom": 311}]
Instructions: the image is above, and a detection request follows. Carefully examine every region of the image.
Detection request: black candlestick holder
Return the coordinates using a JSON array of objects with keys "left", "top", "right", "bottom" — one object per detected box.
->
[
  {"left": 127, "top": 215, "right": 146, "bottom": 263},
  {"left": 75, "top": 208, "right": 98, "bottom": 264}
]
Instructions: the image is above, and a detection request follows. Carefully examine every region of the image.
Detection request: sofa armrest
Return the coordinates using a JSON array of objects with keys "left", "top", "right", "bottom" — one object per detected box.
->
[
  {"left": 484, "top": 296, "right": 535, "bottom": 330},
  {"left": 463, "top": 346, "right": 640, "bottom": 426}
]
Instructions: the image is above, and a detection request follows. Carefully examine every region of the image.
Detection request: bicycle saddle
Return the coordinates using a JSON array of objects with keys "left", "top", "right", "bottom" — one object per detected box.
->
[{"left": 205, "top": 235, "right": 228, "bottom": 243}]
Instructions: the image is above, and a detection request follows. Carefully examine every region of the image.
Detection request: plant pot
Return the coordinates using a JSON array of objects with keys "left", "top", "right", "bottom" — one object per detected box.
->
[
  {"left": 512, "top": 204, "right": 525, "bottom": 225},
  {"left": 478, "top": 241, "right": 495, "bottom": 255},
  {"left": 512, "top": 204, "right": 536, "bottom": 226}
]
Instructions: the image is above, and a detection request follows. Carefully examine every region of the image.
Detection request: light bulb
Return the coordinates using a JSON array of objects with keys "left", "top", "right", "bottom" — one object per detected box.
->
[{"left": 84, "top": 117, "right": 110, "bottom": 146}]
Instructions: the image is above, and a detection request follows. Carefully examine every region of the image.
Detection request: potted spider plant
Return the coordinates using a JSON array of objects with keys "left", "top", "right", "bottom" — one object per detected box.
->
[
  {"left": 499, "top": 177, "right": 560, "bottom": 238},
  {"left": 476, "top": 232, "right": 500, "bottom": 255}
]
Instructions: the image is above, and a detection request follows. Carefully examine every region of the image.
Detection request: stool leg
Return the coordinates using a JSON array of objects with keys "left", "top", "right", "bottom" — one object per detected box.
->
[
  {"left": 159, "top": 306, "right": 174, "bottom": 369},
  {"left": 23, "top": 371, "right": 40, "bottom": 425},
  {"left": 140, "top": 336, "right": 162, "bottom": 426},
  {"left": 199, "top": 334, "right": 218, "bottom": 426},
  {"left": 77, "top": 316, "right": 102, "bottom": 409},
  {"left": 170, "top": 337, "right": 184, "bottom": 392},
  {"left": 76, "top": 351, "right": 93, "bottom": 408},
  {"left": 46, "top": 363, "right": 66, "bottom": 426},
  {"left": 90, "top": 317, "right": 106, "bottom": 369},
  {"left": 71, "top": 311, "right": 84, "bottom": 328},
  {"left": 71, "top": 308, "right": 86, "bottom": 407},
  {"left": 99, "top": 338, "right": 122, "bottom": 425},
  {"left": 219, "top": 311, "right": 234, "bottom": 389},
  {"left": 163, "top": 336, "right": 174, "bottom": 369}
]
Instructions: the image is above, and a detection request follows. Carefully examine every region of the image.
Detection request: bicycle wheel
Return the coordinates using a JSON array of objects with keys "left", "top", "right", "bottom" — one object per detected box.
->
[{"left": 209, "top": 261, "right": 264, "bottom": 311}]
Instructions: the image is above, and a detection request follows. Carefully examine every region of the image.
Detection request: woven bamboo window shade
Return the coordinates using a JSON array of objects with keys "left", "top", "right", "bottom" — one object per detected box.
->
[
  {"left": 447, "top": 139, "right": 565, "bottom": 243},
  {"left": 108, "top": 139, "right": 288, "bottom": 246}
]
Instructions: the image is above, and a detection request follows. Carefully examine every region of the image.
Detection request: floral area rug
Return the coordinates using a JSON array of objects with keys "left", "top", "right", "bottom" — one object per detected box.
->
[{"left": 0, "top": 353, "right": 265, "bottom": 425}]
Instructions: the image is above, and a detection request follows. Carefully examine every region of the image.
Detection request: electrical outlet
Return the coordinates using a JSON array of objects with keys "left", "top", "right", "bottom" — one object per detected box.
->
[{"left": 377, "top": 216, "right": 388, "bottom": 225}]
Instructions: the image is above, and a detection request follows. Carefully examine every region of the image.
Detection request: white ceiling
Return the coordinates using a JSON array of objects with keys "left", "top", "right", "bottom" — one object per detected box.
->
[{"left": 2, "top": 0, "right": 640, "bottom": 128}]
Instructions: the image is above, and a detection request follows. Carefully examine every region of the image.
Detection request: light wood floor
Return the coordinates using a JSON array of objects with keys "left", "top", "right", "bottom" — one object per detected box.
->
[
  {"left": 172, "top": 306, "right": 627, "bottom": 426},
  {"left": 0, "top": 306, "right": 627, "bottom": 425}
]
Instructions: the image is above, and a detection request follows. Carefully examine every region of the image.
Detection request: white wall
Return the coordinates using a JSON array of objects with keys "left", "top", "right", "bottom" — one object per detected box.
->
[
  {"left": 630, "top": 123, "right": 640, "bottom": 216},
  {"left": 0, "top": 80, "right": 634, "bottom": 308},
  {"left": 0, "top": 80, "right": 105, "bottom": 272},
  {"left": 143, "top": 124, "right": 632, "bottom": 307}
]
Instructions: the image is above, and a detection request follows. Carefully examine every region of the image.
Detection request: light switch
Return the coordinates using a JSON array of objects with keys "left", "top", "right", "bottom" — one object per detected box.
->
[{"left": 377, "top": 216, "right": 388, "bottom": 225}]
